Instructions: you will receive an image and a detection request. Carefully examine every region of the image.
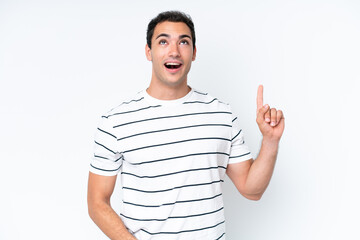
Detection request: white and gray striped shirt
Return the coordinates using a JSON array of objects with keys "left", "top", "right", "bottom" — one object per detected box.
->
[{"left": 90, "top": 87, "right": 252, "bottom": 240}]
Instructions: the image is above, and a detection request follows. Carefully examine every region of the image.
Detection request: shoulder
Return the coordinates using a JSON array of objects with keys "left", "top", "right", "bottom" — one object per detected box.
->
[
  {"left": 189, "top": 88, "right": 232, "bottom": 110},
  {"left": 102, "top": 90, "right": 146, "bottom": 118}
]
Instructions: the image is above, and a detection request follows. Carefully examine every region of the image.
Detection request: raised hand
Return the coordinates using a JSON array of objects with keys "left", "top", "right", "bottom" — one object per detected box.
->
[{"left": 256, "top": 85, "right": 285, "bottom": 141}]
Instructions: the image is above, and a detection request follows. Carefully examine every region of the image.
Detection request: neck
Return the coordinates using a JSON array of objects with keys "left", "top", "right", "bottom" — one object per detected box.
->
[{"left": 146, "top": 79, "right": 191, "bottom": 100}]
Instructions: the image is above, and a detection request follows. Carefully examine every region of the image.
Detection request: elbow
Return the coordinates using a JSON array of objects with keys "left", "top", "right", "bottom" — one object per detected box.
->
[
  {"left": 87, "top": 197, "right": 107, "bottom": 221},
  {"left": 238, "top": 184, "right": 265, "bottom": 201},
  {"left": 233, "top": 181, "right": 265, "bottom": 201},
  {"left": 244, "top": 193, "right": 262, "bottom": 201},
  {"left": 88, "top": 200, "right": 107, "bottom": 223},
  {"left": 239, "top": 190, "right": 263, "bottom": 201},
  {"left": 87, "top": 199, "right": 97, "bottom": 220}
]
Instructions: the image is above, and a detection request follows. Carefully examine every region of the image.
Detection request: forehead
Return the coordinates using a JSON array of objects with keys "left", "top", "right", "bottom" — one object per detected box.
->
[{"left": 152, "top": 21, "right": 192, "bottom": 39}]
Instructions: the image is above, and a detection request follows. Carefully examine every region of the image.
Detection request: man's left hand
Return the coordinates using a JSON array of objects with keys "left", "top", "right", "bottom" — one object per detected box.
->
[{"left": 256, "top": 85, "right": 285, "bottom": 141}]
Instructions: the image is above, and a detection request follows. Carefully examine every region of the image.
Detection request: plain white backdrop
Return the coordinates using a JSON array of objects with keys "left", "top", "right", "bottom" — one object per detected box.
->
[{"left": 1, "top": 0, "right": 359, "bottom": 239}]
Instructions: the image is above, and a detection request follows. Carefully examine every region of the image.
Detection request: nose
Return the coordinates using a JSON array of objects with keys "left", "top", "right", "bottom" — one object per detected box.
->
[{"left": 168, "top": 43, "right": 180, "bottom": 58}]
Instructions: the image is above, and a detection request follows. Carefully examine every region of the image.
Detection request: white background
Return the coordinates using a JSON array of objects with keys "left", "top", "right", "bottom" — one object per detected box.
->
[{"left": 1, "top": 0, "right": 359, "bottom": 239}]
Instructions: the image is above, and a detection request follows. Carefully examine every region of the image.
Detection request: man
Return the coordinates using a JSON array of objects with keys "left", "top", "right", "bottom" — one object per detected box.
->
[{"left": 87, "top": 11, "right": 284, "bottom": 240}]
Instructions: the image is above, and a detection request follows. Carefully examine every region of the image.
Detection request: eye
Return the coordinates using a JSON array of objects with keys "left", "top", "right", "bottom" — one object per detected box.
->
[
  {"left": 159, "top": 40, "right": 167, "bottom": 45},
  {"left": 180, "top": 40, "right": 189, "bottom": 45}
]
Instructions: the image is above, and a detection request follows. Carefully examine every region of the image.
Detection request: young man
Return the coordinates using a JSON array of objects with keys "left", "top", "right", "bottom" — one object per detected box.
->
[{"left": 87, "top": 11, "right": 284, "bottom": 240}]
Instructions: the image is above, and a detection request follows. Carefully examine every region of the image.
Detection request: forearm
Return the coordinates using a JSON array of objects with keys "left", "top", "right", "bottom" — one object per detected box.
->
[
  {"left": 245, "top": 138, "right": 279, "bottom": 196},
  {"left": 88, "top": 201, "right": 136, "bottom": 240}
]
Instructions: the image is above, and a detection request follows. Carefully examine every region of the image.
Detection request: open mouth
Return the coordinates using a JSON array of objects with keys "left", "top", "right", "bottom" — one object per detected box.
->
[{"left": 164, "top": 62, "right": 182, "bottom": 70}]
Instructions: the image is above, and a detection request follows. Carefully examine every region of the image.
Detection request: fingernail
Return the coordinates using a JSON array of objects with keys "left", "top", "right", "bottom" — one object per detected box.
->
[
  {"left": 266, "top": 118, "right": 270, "bottom": 122},
  {"left": 271, "top": 122, "right": 275, "bottom": 126},
  {"left": 264, "top": 104, "right": 269, "bottom": 109}
]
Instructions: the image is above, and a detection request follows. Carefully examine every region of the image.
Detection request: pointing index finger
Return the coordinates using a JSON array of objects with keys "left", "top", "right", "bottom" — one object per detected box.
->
[{"left": 257, "top": 85, "right": 264, "bottom": 111}]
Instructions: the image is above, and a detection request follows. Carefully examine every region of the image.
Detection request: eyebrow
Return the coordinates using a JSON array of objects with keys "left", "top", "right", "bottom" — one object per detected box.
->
[{"left": 155, "top": 33, "right": 192, "bottom": 40}]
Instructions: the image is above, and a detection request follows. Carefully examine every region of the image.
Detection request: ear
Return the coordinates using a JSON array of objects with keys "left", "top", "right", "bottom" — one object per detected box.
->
[
  {"left": 145, "top": 44, "right": 152, "bottom": 61},
  {"left": 192, "top": 45, "right": 197, "bottom": 61}
]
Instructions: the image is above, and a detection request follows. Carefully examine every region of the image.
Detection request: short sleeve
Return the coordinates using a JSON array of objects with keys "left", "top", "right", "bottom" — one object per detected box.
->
[
  {"left": 228, "top": 113, "right": 253, "bottom": 164},
  {"left": 89, "top": 115, "right": 123, "bottom": 176}
]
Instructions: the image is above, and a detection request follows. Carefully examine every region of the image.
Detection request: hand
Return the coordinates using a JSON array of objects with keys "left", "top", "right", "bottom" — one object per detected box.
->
[{"left": 256, "top": 85, "right": 285, "bottom": 141}]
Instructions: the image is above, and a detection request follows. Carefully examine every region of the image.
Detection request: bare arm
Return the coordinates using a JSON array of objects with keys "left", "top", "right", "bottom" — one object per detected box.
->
[
  {"left": 227, "top": 85, "right": 284, "bottom": 200},
  {"left": 87, "top": 172, "right": 137, "bottom": 240},
  {"left": 226, "top": 138, "right": 279, "bottom": 200}
]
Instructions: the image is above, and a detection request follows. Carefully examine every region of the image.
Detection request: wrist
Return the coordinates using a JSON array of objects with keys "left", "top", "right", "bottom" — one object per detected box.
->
[{"left": 261, "top": 137, "right": 280, "bottom": 148}]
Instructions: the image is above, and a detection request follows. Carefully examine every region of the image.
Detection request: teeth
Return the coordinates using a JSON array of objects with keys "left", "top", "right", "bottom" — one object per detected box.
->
[{"left": 165, "top": 63, "right": 181, "bottom": 66}]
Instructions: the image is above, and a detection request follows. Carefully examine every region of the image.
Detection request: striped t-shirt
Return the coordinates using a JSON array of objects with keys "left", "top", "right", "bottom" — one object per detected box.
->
[{"left": 90, "top": 87, "right": 253, "bottom": 240}]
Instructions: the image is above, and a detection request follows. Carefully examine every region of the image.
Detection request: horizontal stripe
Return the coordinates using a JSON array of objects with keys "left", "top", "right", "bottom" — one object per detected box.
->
[
  {"left": 94, "top": 141, "right": 116, "bottom": 154},
  {"left": 194, "top": 90, "right": 208, "bottom": 95},
  {"left": 113, "top": 111, "right": 232, "bottom": 128},
  {"left": 229, "top": 152, "right": 251, "bottom": 159},
  {"left": 183, "top": 98, "right": 217, "bottom": 105},
  {"left": 128, "top": 152, "right": 230, "bottom": 165},
  {"left": 216, "top": 232, "right": 225, "bottom": 240},
  {"left": 94, "top": 154, "right": 122, "bottom": 162},
  {"left": 120, "top": 206, "right": 224, "bottom": 222},
  {"left": 218, "top": 100, "right": 228, "bottom": 105},
  {"left": 118, "top": 123, "right": 231, "bottom": 141},
  {"left": 106, "top": 105, "right": 161, "bottom": 117},
  {"left": 101, "top": 98, "right": 145, "bottom": 118},
  {"left": 123, "top": 180, "right": 224, "bottom": 193},
  {"left": 123, "top": 193, "right": 222, "bottom": 208},
  {"left": 90, "top": 163, "right": 122, "bottom": 172},
  {"left": 231, "top": 129, "right": 242, "bottom": 141},
  {"left": 121, "top": 97, "right": 144, "bottom": 105},
  {"left": 123, "top": 137, "right": 231, "bottom": 154},
  {"left": 122, "top": 166, "right": 226, "bottom": 178},
  {"left": 94, "top": 154, "right": 109, "bottom": 160},
  {"left": 97, "top": 127, "right": 117, "bottom": 139},
  {"left": 141, "top": 220, "right": 225, "bottom": 235}
]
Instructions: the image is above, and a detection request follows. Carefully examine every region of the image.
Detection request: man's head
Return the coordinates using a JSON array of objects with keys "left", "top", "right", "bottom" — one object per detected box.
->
[
  {"left": 147, "top": 11, "right": 196, "bottom": 50},
  {"left": 145, "top": 11, "right": 197, "bottom": 89}
]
